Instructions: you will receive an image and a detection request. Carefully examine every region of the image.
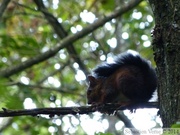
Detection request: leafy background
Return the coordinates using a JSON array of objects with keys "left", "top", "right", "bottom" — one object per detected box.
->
[{"left": 0, "top": 0, "right": 161, "bottom": 134}]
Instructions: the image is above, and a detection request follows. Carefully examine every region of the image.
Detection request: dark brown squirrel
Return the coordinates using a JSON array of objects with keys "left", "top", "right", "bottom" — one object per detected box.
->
[{"left": 87, "top": 52, "right": 157, "bottom": 104}]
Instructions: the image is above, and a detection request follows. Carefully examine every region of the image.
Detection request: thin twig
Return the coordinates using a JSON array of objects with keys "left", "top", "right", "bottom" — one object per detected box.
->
[{"left": 12, "top": 1, "right": 37, "bottom": 12}]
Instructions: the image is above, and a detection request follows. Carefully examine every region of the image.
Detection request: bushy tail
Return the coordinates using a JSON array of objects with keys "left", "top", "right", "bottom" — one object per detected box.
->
[{"left": 93, "top": 52, "right": 157, "bottom": 101}]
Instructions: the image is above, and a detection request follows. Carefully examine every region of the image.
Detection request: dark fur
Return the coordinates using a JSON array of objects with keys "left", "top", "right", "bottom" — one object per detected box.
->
[{"left": 88, "top": 53, "right": 157, "bottom": 103}]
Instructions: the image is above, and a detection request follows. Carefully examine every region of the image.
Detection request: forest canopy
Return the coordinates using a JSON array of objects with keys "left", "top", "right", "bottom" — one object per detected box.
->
[{"left": 0, "top": 0, "right": 160, "bottom": 134}]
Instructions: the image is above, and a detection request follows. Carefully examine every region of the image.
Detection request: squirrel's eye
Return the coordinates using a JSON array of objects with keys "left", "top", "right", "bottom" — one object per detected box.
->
[{"left": 87, "top": 90, "right": 92, "bottom": 95}]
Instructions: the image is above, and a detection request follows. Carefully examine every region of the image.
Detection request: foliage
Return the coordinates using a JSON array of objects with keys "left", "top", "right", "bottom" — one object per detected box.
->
[
  {"left": 0, "top": 0, "right": 158, "bottom": 134},
  {"left": 95, "top": 132, "right": 113, "bottom": 135}
]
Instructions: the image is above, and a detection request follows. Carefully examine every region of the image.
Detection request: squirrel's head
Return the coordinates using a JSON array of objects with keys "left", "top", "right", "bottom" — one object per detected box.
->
[{"left": 87, "top": 75, "right": 104, "bottom": 104}]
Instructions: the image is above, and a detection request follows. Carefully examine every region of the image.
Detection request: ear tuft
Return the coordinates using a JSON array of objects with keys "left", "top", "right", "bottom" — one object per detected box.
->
[{"left": 87, "top": 75, "right": 97, "bottom": 86}]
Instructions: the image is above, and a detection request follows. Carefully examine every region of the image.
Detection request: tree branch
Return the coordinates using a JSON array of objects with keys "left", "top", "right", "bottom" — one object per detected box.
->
[
  {"left": 33, "top": 0, "right": 89, "bottom": 76},
  {"left": 0, "top": 0, "right": 11, "bottom": 21},
  {"left": 0, "top": 0, "right": 143, "bottom": 78},
  {"left": 0, "top": 102, "right": 158, "bottom": 117},
  {"left": 6, "top": 82, "right": 83, "bottom": 96}
]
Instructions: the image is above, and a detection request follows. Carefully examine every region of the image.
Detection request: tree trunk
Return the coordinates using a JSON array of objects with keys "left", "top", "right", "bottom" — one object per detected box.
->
[{"left": 148, "top": 0, "right": 180, "bottom": 127}]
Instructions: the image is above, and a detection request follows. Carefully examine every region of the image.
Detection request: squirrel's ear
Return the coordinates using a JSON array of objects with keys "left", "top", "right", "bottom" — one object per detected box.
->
[{"left": 87, "top": 75, "right": 97, "bottom": 85}]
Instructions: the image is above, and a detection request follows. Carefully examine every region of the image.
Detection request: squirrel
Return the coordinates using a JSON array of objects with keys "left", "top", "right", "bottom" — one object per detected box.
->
[{"left": 87, "top": 52, "right": 157, "bottom": 104}]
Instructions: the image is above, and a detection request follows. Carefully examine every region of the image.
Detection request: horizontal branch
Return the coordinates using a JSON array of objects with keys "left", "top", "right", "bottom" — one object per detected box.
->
[
  {"left": 0, "top": 102, "right": 158, "bottom": 117},
  {"left": 0, "top": 0, "right": 142, "bottom": 78}
]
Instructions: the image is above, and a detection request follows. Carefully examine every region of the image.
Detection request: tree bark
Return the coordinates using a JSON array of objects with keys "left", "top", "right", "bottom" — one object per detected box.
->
[{"left": 148, "top": 0, "right": 180, "bottom": 127}]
